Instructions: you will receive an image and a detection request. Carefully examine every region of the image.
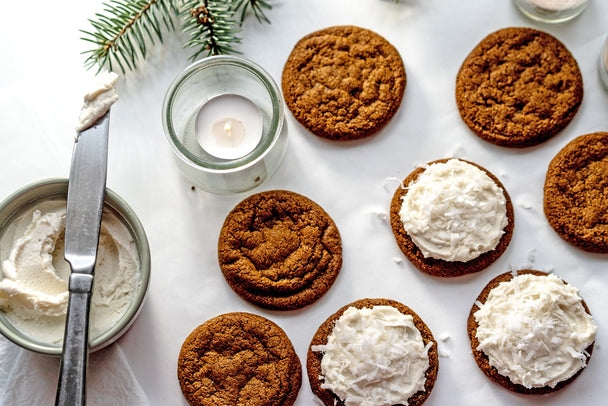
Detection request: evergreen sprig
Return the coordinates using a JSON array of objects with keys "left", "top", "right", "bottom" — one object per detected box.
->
[
  {"left": 182, "top": 0, "right": 241, "bottom": 60},
  {"left": 81, "top": 0, "right": 272, "bottom": 73},
  {"left": 81, "top": 0, "right": 177, "bottom": 73}
]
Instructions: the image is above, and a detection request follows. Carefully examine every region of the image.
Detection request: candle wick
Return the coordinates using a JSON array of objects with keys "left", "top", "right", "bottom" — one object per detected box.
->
[{"left": 224, "top": 121, "right": 232, "bottom": 137}]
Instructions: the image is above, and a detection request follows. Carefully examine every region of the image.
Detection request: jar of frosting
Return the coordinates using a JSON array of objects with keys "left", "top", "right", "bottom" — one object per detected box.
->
[{"left": 0, "top": 179, "right": 150, "bottom": 355}]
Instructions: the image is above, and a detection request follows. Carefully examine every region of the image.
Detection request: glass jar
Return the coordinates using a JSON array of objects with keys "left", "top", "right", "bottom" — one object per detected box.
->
[
  {"left": 513, "top": 0, "right": 589, "bottom": 23},
  {"left": 162, "top": 56, "right": 288, "bottom": 194},
  {"left": 600, "top": 35, "right": 608, "bottom": 91}
]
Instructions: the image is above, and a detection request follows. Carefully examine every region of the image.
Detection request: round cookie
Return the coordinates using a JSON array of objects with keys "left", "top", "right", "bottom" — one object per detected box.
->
[
  {"left": 178, "top": 312, "right": 302, "bottom": 406},
  {"left": 282, "top": 25, "right": 406, "bottom": 140},
  {"left": 390, "top": 159, "right": 514, "bottom": 277},
  {"left": 307, "top": 298, "right": 438, "bottom": 406},
  {"left": 467, "top": 270, "right": 595, "bottom": 394},
  {"left": 544, "top": 132, "right": 608, "bottom": 252},
  {"left": 218, "top": 190, "right": 342, "bottom": 310},
  {"left": 456, "top": 27, "right": 583, "bottom": 147}
]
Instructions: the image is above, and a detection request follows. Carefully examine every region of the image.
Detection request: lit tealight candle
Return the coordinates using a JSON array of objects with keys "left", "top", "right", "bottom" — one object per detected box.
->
[{"left": 195, "top": 94, "right": 263, "bottom": 159}]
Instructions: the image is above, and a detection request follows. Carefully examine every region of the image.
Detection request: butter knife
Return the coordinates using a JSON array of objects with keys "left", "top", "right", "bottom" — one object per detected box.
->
[{"left": 55, "top": 111, "right": 110, "bottom": 406}]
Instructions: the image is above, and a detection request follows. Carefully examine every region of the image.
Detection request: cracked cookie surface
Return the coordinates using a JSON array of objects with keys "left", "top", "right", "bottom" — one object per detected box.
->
[
  {"left": 218, "top": 190, "right": 342, "bottom": 310},
  {"left": 282, "top": 25, "right": 406, "bottom": 140},
  {"left": 178, "top": 312, "right": 302, "bottom": 406},
  {"left": 544, "top": 132, "right": 608, "bottom": 252},
  {"left": 456, "top": 27, "right": 583, "bottom": 147}
]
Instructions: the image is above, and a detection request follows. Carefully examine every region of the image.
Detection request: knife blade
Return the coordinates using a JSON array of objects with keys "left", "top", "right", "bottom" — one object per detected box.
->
[{"left": 55, "top": 111, "right": 110, "bottom": 406}]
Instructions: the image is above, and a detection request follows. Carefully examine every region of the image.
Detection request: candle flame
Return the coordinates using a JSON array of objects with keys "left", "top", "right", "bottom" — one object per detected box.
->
[{"left": 224, "top": 121, "right": 232, "bottom": 137}]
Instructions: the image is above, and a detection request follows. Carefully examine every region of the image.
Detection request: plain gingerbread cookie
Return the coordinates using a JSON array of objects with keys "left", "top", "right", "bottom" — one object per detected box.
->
[
  {"left": 218, "top": 190, "right": 342, "bottom": 310},
  {"left": 456, "top": 27, "right": 583, "bottom": 147},
  {"left": 544, "top": 132, "right": 608, "bottom": 252},
  {"left": 282, "top": 25, "right": 406, "bottom": 140},
  {"left": 178, "top": 312, "right": 302, "bottom": 406}
]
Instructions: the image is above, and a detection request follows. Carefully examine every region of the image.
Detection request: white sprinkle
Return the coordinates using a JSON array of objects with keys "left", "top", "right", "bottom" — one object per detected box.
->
[
  {"left": 393, "top": 257, "right": 404, "bottom": 265},
  {"left": 439, "top": 332, "right": 450, "bottom": 341},
  {"left": 447, "top": 144, "right": 463, "bottom": 158},
  {"left": 518, "top": 200, "right": 533, "bottom": 209},
  {"left": 371, "top": 210, "right": 389, "bottom": 223},
  {"left": 383, "top": 177, "right": 402, "bottom": 192}
]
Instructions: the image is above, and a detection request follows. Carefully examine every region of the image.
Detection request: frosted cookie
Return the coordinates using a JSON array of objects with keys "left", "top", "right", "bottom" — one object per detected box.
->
[
  {"left": 456, "top": 27, "right": 583, "bottom": 147},
  {"left": 282, "top": 25, "right": 406, "bottom": 140},
  {"left": 390, "top": 159, "right": 513, "bottom": 277},
  {"left": 178, "top": 312, "right": 302, "bottom": 406},
  {"left": 544, "top": 132, "right": 608, "bottom": 252},
  {"left": 468, "top": 270, "right": 596, "bottom": 394},
  {"left": 307, "top": 298, "right": 438, "bottom": 406},
  {"left": 218, "top": 190, "right": 342, "bottom": 310}
]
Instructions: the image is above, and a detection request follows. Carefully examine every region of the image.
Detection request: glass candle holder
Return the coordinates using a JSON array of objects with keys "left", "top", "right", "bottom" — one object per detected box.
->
[
  {"left": 162, "top": 56, "right": 288, "bottom": 194},
  {"left": 513, "top": 0, "right": 589, "bottom": 23},
  {"left": 600, "top": 35, "right": 608, "bottom": 92}
]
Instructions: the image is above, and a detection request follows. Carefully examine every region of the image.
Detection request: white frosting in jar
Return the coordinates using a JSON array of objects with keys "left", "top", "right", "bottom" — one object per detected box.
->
[
  {"left": 76, "top": 71, "right": 119, "bottom": 132},
  {"left": 312, "top": 305, "right": 431, "bottom": 406},
  {"left": 0, "top": 206, "right": 139, "bottom": 344},
  {"left": 399, "top": 159, "right": 508, "bottom": 262},
  {"left": 474, "top": 273, "right": 597, "bottom": 389}
]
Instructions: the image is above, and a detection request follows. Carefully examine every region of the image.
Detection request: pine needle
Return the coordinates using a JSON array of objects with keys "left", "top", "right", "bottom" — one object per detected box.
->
[{"left": 182, "top": 0, "right": 241, "bottom": 60}]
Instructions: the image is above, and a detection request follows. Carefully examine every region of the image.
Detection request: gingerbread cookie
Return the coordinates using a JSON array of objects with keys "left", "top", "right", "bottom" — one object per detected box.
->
[
  {"left": 456, "top": 27, "right": 583, "bottom": 147},
  {"left": 218, "top": 190, "right": 342, "bottom": 310},
  {"left": 177, "top": 312, "right": 302, "bottom": 406},
  {"left": 544, "top": 132, "right": 608, "bottom": 252},
  {"left": 282, "top": 25, "right": 406, "bottom": 140},
  {"left": 468, "top": 270, "right": 596, "bottom": 394},
  {"left": 390, "top": 159, "right": 513, "bottom": 277},
  {"left": 307, "top": 298, "right": 438, "bottom": 406}
]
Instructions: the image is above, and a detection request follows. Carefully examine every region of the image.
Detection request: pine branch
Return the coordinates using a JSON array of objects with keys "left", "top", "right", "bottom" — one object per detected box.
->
[
  {"left": 81, "top": 0, "right": 177, "bottom": 73},
  {"left": 81, "top": 0, "right": 273, "bottom": 73},
  {"left": 182, "top": 0, "right": 241, "bottom": 60}
]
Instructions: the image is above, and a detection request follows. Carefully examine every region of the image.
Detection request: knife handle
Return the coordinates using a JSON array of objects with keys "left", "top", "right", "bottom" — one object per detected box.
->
[{"left": 55, "top": 273, "right": 93, "bottom": 406}]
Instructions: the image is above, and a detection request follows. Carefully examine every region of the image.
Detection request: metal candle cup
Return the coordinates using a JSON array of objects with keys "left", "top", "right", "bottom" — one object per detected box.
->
[{"left": 162, "top": 56, "right": 288, "bottom": 194}]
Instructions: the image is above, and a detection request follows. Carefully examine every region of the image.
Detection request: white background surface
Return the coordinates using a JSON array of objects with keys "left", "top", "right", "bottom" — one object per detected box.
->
[{"left": 1, "top": 0, "right": 607, "bottom": 405}]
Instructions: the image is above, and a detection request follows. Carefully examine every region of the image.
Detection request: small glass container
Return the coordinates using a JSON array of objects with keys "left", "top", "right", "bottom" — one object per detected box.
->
[
  {"left": 514, "top": 0, "right": 589, "bottom": 23},
  {"left": 600, "top": 35, "right": 608, "bottom": 91},
  {"left": 162, "top": 56, "right": 288, "bottom": 194},
  {"left": 0, "top": 179, "right": 150, "bottom": 355}
]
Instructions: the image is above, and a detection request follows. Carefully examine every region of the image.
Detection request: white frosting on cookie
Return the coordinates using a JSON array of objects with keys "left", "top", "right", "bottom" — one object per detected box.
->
[
  {"left": 312, "top": 305, "right": 431, "bottom": 406},
  {"left": 399, "top": 159, "right": 507, "bottom": 262},
  {"left": 474, "top": 273, "right": 597, "bottom": 388}
]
